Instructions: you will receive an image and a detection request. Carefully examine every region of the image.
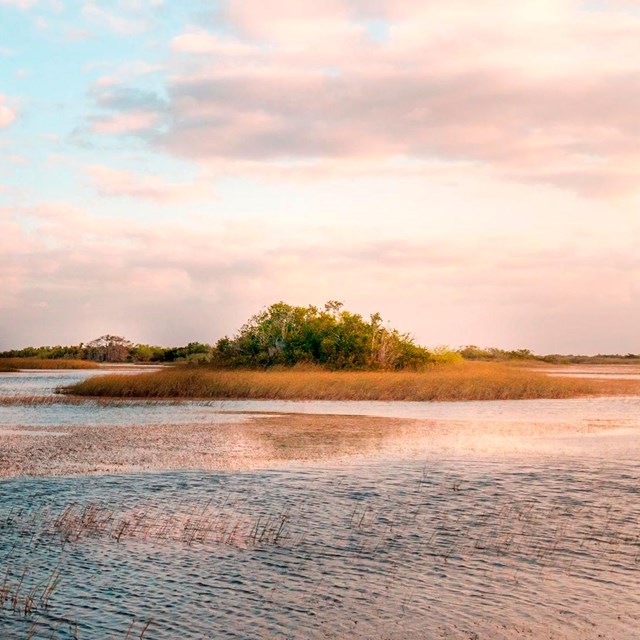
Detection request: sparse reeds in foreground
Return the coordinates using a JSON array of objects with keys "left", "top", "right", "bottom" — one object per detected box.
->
[
  {"left": 62, "top": 362, "right": 604, "bottom": 401},
  {"left": 0, "top": 358, "right": 99, "bottom": 370}
]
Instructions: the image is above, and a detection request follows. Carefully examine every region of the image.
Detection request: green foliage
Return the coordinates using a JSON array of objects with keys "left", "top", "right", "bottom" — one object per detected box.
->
[
  {"left": 213, "top": 301, "right": 461, "bottom": 370},
  {"left": 460, "top": 345, "right": 640, "bottom": 364},
  {"left": 0, "top": 344, "right": 86, "bottom": 360},
  {"left": 162, "top": 342, "right": 214, "bottom": 363},
  {"left": 0, "top": 338, "right": 214, "bottom": 364},
  {"left": 130, "top": 344, "right": 168, "bottom": 362}
]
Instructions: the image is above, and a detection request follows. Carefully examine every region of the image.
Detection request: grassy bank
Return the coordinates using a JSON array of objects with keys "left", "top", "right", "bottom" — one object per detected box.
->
[
  {"left": 0, "top": 358, "right": 99, "bottom": 370},
  {"left": 63, "top": 362, "right": 608, "bottom": 401}
]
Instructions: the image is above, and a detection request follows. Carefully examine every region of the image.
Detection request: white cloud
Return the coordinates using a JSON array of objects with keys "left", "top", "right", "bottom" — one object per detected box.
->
[{"left": 82, "top": 2, "right": 151, "bottom": 36}]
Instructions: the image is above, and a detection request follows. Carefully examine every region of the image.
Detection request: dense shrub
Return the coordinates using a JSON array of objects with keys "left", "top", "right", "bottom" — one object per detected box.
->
[{"left": 212, "top": 301, "right": 461, "bottom": 370}]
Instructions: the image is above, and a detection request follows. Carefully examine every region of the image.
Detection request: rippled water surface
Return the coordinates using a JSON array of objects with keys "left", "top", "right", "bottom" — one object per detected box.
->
[
  {"left": 1, "top": 369, "right": 639, "bottom": 639},
  {"left": 2, "top": 462, "right": 640, "bottom": 640}
]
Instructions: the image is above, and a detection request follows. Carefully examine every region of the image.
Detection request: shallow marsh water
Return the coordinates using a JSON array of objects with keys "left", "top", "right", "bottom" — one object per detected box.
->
[
  {"left": 0, "top": 368, "right": 639, "bottom": 639},
  {"left": 537, "top": 365, "right": 640, "bottom": 380}
]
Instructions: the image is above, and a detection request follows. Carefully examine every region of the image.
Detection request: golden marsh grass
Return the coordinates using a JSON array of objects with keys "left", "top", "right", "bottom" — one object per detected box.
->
[
  {"left": 61, "top": 362, "right": 615, "bottom": 401},
  {"left": 0, "top": 358, "right": 99, "bottom": 370}
]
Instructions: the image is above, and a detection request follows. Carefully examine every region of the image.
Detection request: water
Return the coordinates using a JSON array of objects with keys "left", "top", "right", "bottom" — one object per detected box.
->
[
  {"left": 0, "top": 368, "right": 163, "bottom": 399},
  {"left": 537, "top": 365, "right": 640, "bottom": 380},
  {"left": 1, "top": 369, "right": 639, "bottom": 639},
  {"left": 2, "top": 463, "right": 639, "bottom": 639}
]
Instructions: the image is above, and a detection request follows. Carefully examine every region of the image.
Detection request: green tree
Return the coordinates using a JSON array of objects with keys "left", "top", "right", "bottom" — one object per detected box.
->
[{"left": 213, "top": 301, "right": 456, "bottom": 370}]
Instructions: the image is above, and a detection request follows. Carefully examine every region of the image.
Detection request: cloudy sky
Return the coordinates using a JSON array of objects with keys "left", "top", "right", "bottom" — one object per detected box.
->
[{"left": 1, "top": 0, "right": 639, "bottom": 353}]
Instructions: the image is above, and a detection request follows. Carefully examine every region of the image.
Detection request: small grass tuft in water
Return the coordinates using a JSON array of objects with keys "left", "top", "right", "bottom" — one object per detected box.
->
[
  {"left": 0, "top": 563, "right": 60, "bottom": 618},
  {"left": 47, "top": 501, "right": 295, "bottom": 550}
]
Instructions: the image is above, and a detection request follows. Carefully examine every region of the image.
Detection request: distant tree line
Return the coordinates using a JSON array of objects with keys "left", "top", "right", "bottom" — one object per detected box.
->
[
  {"left": 0, "top": 302, "right": 461, "bottom": 369},
  {"left": 2, "top": 302, "right": 638, "bottom": 368},
  {"left": 0, "top": 335, "right": 214, "bottom": 364},
  {"left": 459, "top": 345, "right": 537, "bottom": 361},
  {"left": 460, "top": 345, "right": 640, "bottom": 364}
]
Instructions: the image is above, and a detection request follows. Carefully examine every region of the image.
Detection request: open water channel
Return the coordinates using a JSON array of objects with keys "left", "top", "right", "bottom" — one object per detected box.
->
[{"left": 0, "top": 368, "right": 639, "bottom": 639}]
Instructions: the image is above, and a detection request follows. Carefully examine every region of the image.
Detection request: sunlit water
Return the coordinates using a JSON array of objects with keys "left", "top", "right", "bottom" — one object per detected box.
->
[{"left": 1, "top": 369, "right": 639, "bottom": 639}]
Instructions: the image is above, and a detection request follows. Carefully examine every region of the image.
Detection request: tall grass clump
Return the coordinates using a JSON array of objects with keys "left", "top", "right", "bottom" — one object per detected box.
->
[{"left": 64, "top": 362, "right": 597, "bottom": 401}]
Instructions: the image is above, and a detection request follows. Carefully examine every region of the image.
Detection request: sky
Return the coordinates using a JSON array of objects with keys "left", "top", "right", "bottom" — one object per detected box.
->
[{"left": 1, "top": 0, "right": 639, "bottom": 354}]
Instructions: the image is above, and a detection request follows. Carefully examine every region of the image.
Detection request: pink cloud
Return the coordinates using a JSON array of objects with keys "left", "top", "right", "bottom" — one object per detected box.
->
[
  {"left": 91, "top": 111, "right": 159, "bottom": 135},
  {"left": 0, "top": 95, "right": 17, "bottom": 128},
  {"left": 225, "top": 0, "right": 359, "bottom": 46},
  {"left": 161, "top": 69, "right": 640, "bottom": 183},
  {"left": 86, "top": 165, "right": 211, "bottom": 203},
  {"left": 93, "top": 2, "right": 628, "bottom": 198},
  {"left": 1, "top": 200, "right": 639, "bottom": 353},
  {"left": 171, "top": 31, "right": 224, "bottom": 54},
  {"left": 4, "top": 1, "right": 640, "bottom": 353}
]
